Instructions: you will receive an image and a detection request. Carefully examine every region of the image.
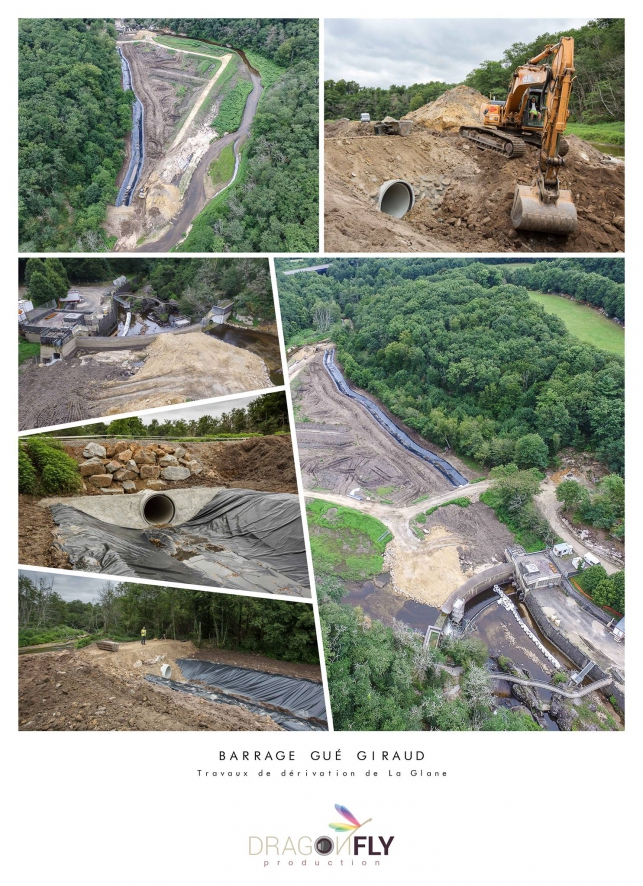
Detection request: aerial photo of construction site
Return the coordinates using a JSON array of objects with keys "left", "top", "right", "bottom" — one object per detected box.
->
[
  {"left": 18, "top": 257, "right": 283, "bottom": 430},
  {"left": 324, "top": 18, "right": 624, "bottom": 253},
  {"left": 18, "top": 569, "right": 327, "bottom": 731},
  {"left": 19, "top": 393, "right": 312, "bottom": 598},
  {"left": 19, "top": 18, "right": 319, "bottom": 253},
  {"left": 277, "top": 255, "right": 625, "bottom": 731}
]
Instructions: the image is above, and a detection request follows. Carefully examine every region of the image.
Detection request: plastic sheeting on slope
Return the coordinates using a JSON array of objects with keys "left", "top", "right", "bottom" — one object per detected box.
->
[
  {"left": 176, "top": 660, "right": 327, "bottom": 722},
  {"left": 182, "top": 489, "right": 309, "bottom": 586},
  {"left": 323, "top": 348, "right": 468, "bottom": 487},
  {"left": 49, "top": 489, "right": 310, "bottom": 596},
  {"left": 145, "top": 674, "right": 326, "bottom": 731}
]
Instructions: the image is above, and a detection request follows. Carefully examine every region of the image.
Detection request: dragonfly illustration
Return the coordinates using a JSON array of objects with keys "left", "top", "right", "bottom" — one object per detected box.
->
[{"left": 329, "top": 804, "right": 373, "bottom": 833}]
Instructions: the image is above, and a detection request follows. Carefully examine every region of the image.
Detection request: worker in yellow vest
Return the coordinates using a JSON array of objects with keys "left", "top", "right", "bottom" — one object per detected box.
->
[{"left": 141, "top": 626, "right": 147, "bottom": 646}]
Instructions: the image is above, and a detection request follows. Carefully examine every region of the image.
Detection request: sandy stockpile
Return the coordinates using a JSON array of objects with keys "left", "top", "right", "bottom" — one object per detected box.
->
[
  {"left": 96, "top": 332, "right": 271, "bottom": 414},
  {"left": 294, "top": 356, "right": 453, "bottom": 503},
  {"left": 406, "top": 85, "right": 487, "bottom": 131},
  {"left": 386, "top": 501, "right": 514, "bottom": 607},
  {"left": 325, "top": 119, "right": 376, "bottom": 138},
  {"left": 325, "top": 92, "right": 624, "bottom": 253},
  {"left": 19, "top": 643, "right": 281, "bottom": 731}
]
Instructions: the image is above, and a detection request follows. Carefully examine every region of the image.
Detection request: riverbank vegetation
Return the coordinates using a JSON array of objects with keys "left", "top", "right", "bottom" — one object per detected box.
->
[
  {"left": 19, "top": 19, "right": 134, "bottom": 251},
  {"left": 574, "top": 566, "right": 624, "bottom": 614},
  {"left": 556, "top": 474, "right": 624, "bottom": 539},
  {"left": 307, "top": 500, "right": 390, "bottom": 580},
  {"left": 18, "top": 572, "right": 319, "bottom": 662}
]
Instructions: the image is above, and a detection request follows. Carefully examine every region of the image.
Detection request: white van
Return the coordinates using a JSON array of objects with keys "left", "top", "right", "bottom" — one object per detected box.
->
[
  {"left": 582, "top": 552, "right": 601, "bottom": 568},
  {"left": 360, "top": 113, "right": 371, "bottom": 122}
]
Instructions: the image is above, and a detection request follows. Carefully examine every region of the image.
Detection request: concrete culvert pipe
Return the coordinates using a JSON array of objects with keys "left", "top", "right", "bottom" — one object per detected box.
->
[
  {"left": 160, "top": 664, "right": 172, "bottom": 679},
  {"left": 140, "top": 493, "right": 176, "bottom": 526},
  {"left": 378, "top": 180, "right": 415, "bottom": 218}
]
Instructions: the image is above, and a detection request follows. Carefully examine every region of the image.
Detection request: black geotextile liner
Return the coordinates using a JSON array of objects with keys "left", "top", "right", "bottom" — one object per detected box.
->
[
  {"left": 182, "top": 489, "right": 309, "bottom": 585},
  {"left": 49, "top": 489, "right": 309, "bottom": 588},
  {"left": 145, "top": 675, "right": 327, "bottom": 731},
  {"left": 176, "top": 660, "right": 327, "bottom": 722},
  {"left": 323, "top": 348, "right": 468, "bottom": 487}
]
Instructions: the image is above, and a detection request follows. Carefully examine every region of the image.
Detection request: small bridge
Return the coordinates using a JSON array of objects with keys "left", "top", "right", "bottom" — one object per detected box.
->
[{"left": 488, "top": 673, "right": 612, "bottom": 700}]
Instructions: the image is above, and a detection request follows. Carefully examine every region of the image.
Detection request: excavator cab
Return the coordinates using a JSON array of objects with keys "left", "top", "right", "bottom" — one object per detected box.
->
[{"left": 523, "top": 90, "right": 545, "bottom": 129}]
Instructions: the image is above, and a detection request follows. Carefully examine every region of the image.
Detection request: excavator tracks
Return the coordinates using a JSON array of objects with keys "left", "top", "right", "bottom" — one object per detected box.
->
[{"left": 459, "top": 126, "right": 527, "bottom": 158}]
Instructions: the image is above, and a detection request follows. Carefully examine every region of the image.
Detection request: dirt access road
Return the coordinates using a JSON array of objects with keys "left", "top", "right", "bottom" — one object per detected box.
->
[
  {"left": 536, "top": 478, "right": 621, "bottom": 574},
  {"left": 325, "top": 86, "right": 624, "bottom": 253}
]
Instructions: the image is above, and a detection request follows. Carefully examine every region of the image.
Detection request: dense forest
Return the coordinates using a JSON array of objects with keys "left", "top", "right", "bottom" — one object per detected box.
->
[
  {"left": 325, "top": 18, "right": 624, "bottom": 125},
  {"left": 277, "top": 258, "right": 624, "bottom": 474},
  {"left": 506, "top": 260, "right": 624, "bottom": 322},
  {"left": 21, "top": 257, "right": 276, "bottom": 321},
  {"left": 18, "top": 573, "right": 319, "bottom": 663},
  {"left": 151, "top": 19, "right": 319, "bottom": 252},
  {"left": 50, "top": 391, "right": 291, "bottom": 439},
  {"left": 19, "top": 19, "right": 133, "bottom": 251}
]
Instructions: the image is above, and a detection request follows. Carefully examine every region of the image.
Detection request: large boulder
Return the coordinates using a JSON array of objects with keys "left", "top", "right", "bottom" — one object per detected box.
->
[
  {"left": 114, "top": 468, "right": 138, "bottom": 482},
  {"left": 121, "top": 480, "right": 138, "bottom": 494},
  {"left": 174, "top": 447, "right": 187, "bottom": 459},
  {"left": 105, "top": 460, "right": 121, "bottom": 473},
  {"left": 82, "top": 442, "right": 106, "bottom": 459},
  {"left": 161, "top": 466, "right": 191, "bottom": 481},
  {"left": 124, "top": 460, "right": 140, "bottom": 474},
  {"left": 80, "top": 458, "right": 106, "bottom": 477},
  {"left": 104, "top": 444, "right": 116, "bottom": 458},
  {"left": 134, "top": 448, "right": 157, "bottom": 465},
  {"left": 114, "top": 441, "right": 131, "bottom": 454},
  {"left": 185, "top": 460, "right": 203, "bottom": 475},
  {"left": 117, "top": 449, "right": 133, "bottom": 463},
  {"left": 146, "top": 480, "right": 168, "bottom": 490},
  {"left": 140, "top": 465, "right": 161, "bottom": 480},
  {"left": 159, "top": 454, "right": 179, "bottom": 467},
  {"left": 88, "top": 474, "right": 113, "bottom": 488}
]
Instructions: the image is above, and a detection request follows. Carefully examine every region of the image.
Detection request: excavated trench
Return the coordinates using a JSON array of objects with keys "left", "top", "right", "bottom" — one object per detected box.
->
[
  {"left": 323, "top": 348, "right": 468, "bottom": 486},
  {"left": 116, "top": 48, "right": 145, "bottom": 206},
  {"left": 147, "top": 660, "right": 327, "bottom": 731},
  {"left": 48, "top": 488, "right": 311, "bottom": 597}
]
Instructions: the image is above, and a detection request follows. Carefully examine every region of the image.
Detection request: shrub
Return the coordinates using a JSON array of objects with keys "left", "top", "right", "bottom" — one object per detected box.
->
[
  {"left": 19, "top": 445, "right": 38, "bottom": 494},
  {"left": 24, "top": 437, "right": 82, "bottom": 494}
]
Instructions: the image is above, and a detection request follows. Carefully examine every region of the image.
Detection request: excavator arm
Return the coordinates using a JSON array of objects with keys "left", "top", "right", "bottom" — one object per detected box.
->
[{"left": 511, "top": 36, "right": 578, "bottom": 234}]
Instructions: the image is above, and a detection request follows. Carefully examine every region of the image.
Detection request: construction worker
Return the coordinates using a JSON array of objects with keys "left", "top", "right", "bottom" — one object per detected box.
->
[{"left": 141, "top": 626, "right": 147, "bottom": 646}]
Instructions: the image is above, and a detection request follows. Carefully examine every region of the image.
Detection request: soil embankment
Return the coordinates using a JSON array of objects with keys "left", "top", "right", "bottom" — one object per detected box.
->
[
  {"left": 18, "top": 639, "right": 320, "bottom": 731},
  {"left": 325, "top": 87, "right": 624, "bottom": 253},
  {"left": 19, "top": 331, "right": 275, "bottom": 430}
]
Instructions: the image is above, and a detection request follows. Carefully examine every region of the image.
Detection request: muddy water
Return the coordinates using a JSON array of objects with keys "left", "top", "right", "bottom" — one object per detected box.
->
[
  {"left": 206, "top": 325, "right": 283, "bottom": 386},
  {"left": 116, "top": 306, "right": 172, "bottom": 336},
  {"left": 341, "top": 575, "right": 439, "bottom": 633},
  {"left": 587, "top": 141, "right": 624, "bottom": 158},
  {"left": 467, "top": 587, "right": 574, "bottom": 731}
]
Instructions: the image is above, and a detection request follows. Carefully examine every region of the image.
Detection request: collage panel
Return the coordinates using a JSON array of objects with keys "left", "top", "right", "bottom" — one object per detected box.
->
[
  {"left": 18, "top": 568, "right": 328, "bottom": 732},
  {"left": 19, "top": 17, "right": 319, "bottom": 253},
  {"left": 275, "top": 256, "right": 625, "bottom": 733},
  {"left": 19, "top": 256, "right": 283, "bottom": 431},
  {"left": 18, "top": 393, "right": 312, "bottom": 598},
  {"left": 323, "top": 18, "right": 624, "bottom": 253}
]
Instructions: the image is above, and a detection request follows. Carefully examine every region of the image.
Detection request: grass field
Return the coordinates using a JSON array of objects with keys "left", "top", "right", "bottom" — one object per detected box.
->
[
  {"left": 209, "top": 143, "right": 236, "bottom": 188},
  {"left": 19, "top": 339, "right": 40, "bottom": 365},
  {"left": 566, "top": 121, "right": 624, "bottom": 146},
  {"left": 306, "top": 499, "right": 391, "bottom": 580},
  {"left": 528, "top": 291, "right": 624, "bottom": 356}
]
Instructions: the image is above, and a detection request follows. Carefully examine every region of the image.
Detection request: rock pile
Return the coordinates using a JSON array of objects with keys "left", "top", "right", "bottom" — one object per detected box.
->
[{"left": 78, "top": 440, "right": 204, "bottom": 495}]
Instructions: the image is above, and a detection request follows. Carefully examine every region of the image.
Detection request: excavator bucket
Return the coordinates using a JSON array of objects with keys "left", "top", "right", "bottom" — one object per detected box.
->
[{"left": 511, "top": 184, "right": 578, "bottom": 235}]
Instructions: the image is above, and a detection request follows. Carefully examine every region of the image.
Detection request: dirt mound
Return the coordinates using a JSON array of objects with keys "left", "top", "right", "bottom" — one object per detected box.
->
[
  {"left": 19, "top": 495, "right": 71, "bottom": 570},
  {"left": 324, "top": 128, "right": 624, "bottom": 252},
  {"left": 406, "top": 85, "right": 487, "bottom": 131},
  {"left": 18, "top": 644, "right": 282, "bottom": 731},
  {"left": 205, "top": 435, "right": 298, "bottom": 493},
  {"left": 97, "top": 332, "right": 271, "bottom": 414},
  {"left": 325, "top": 119, "right": 375, "bottom": 138}
]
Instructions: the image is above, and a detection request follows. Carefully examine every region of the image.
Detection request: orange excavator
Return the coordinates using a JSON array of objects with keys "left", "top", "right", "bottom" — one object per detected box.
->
[{"left": 460, "top": 37, "right": 577, "bottom": 235}]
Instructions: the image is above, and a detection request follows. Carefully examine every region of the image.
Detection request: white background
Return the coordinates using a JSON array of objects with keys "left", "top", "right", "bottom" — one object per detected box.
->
[{"left": 5, "top": 2, "right": 639, "bottom": 883}]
